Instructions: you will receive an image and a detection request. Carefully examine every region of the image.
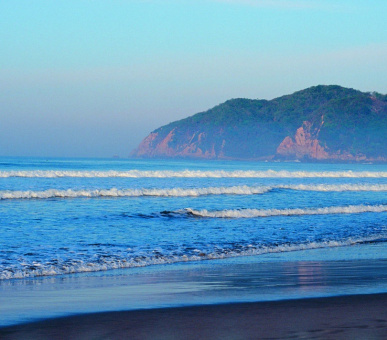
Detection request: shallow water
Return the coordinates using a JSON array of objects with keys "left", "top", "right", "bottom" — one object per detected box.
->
[{"left": 1, "top": 244, "right": 386, "bottom": 326}]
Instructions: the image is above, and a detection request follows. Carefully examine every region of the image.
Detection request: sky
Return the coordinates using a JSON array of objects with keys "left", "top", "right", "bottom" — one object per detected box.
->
[{"left": 1, "top": 0, "right": 386, "bottom": 158}]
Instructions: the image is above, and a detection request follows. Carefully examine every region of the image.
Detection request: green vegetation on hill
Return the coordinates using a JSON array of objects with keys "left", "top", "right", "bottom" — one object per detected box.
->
[{"left": 135, "top": 85, "right": 387, "bottom": 161}]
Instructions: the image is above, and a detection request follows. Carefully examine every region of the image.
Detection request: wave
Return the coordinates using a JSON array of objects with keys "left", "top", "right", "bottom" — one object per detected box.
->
[
  {"left": 1, "top": 234, "right": 386, "bottom": 280},
  {"left": 1, "top": 169, "right": 387, "bottom": 178},
  {"left": 0, "top": 186, "right": 271, "bottom": 200},
  {"left": 279, "top": 184, "right": 387, "bottom": 192},
  {"left": 182, "top": 204, "right": 387, "bottom": 218},
  {"left": 1, "top": 184, "right": 387, "bottom": 200}
]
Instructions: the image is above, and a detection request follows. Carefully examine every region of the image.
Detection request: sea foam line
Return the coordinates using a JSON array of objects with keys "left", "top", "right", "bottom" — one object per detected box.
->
[
  {"left": 280, "top": 184, "right": 387, "bottom": 192},
  {"left": 1, "top": 234, "right": 386, "bottom": 280},
  {"left": 183, "top": 204, "right": 387, "bottom": 218},
  {"left": 1, "top": 184, "right": 387, "bottom": 200},
  {"left": 0, "top": 186, "right": 270, "bottom": 200},
  {"left": 1, "top": 169, "right": 387, "bottom": 178}
]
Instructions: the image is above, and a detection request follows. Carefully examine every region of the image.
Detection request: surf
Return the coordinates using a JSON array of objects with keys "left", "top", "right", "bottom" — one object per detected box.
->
[
  {"left": 1, "top": 184, "right": 386, "bottom": 200},
  {"left": 1, "top": 169, "right": 387, "bottom": 178},
  {"left": 182, "top": 204, "right": 387, "bottom": 218}
]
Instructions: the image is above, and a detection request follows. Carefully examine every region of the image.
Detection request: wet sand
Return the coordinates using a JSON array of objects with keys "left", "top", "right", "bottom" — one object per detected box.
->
[
  {"left": 1, "top": 246, "right": 387, "bottom": 339},
  {"left": 1, "top": 293, "right": 387, "bottom": 340}
]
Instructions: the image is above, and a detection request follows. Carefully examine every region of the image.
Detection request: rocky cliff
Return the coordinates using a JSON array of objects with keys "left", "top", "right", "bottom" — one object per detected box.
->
[
  {"left": 132, "top": 85, "right": 387, "bottom": 162},
  {"left": 276, "top": 120, "right": 329, "bottom": 160}
]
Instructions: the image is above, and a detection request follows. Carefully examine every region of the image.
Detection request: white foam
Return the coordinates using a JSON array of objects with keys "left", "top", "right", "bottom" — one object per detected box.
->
[
  {"left": 2, "top": 184, "right": 387, "bottom": 200},
  {"left": 1, "top": 234, "right": 386, "bottom": 280},
  {"left": 184, "top": 204, "right": 387, "bottom": 218},
  {"left": 279, "top": 184, "right": 387, "bottom": 192},
  {"left": 1, "top": 169, "right": 387, "bottom": 178},
  {"left": 0, "top": 186, "right": 271, "bottom": 200}
]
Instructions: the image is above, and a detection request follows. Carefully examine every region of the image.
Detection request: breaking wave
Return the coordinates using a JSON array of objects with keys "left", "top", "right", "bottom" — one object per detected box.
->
[
  {"left": 183, "top": 204, "right": 387, "bottom": 218},
  {"left": 280, "top": 184, "right": 387, "bottom": 192},
  {"left": 0, "top": 186, "right": 270, "bottom": 200},
  {"left": 1, "top": 184, "right": 387, "bottom": 200},
  {"left": 1, "top": 169, "right": 387, "bottom": 178},
  {"left": 1, "top": 234, "right": 386, "bottom": 280}
]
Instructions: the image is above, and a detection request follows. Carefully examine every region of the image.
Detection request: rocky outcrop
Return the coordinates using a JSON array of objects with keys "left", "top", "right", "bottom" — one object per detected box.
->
[
  {"left": 134, "top": 131, "right": 175, "bottom": 157},
  {"left": 276, "top": 121, "right": 329, "bottom": 160},
  {"left": 134, "top": 132, "right": 158, "bottom": 157},
  {"left": 133, "top": 130, "right": 226, "bottom": 159}
]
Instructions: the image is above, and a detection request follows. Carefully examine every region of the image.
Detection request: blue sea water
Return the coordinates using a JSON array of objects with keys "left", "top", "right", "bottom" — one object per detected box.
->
[{"left": 0, "top": 157, "right": 386, "bottom": 281}]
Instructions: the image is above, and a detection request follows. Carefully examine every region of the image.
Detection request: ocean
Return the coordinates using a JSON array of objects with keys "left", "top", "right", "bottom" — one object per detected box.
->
[{"left": 1, "top": 157, "right": 387, "bottom": 325}]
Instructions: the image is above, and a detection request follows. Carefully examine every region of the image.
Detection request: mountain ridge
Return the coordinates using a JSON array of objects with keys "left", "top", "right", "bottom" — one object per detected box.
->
[{"left": 132, "top": 85, "right": 387, "bottom": 162}]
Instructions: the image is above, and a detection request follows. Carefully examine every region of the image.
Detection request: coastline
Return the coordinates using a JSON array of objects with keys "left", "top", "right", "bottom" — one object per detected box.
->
[
  {"left": 1, "top": 243, "right": 387, "bottom": 337},
  {"left": 1, "top": 293, "right": 387, "bottom": 339}
]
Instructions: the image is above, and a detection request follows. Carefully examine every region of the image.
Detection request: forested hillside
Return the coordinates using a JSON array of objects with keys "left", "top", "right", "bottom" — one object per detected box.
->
[{"left": 132, "top": 85, "right": 387, "bottom": 162}]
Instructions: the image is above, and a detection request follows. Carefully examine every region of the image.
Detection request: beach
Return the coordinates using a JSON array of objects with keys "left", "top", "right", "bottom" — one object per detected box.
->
[
  {"left": 1, "top": 244, "right": 387, "bottom": 339},
  {"left": 1, "top": 294, "right": 387, "bottom": 339},
  {"left": 0, "top": 158, "right": 386, "bottom": 339}
]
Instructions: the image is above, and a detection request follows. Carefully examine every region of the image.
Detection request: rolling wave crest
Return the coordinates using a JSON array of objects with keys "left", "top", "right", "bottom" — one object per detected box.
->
[
  {"left": 1, "top": 184, "right": 387, "bottom": 200},
  {"left": 183, "top": 204, "right": 387, "bottom": 218},
  {"left": 1, "top": 169, "right": 387, "bottom": 178},
  {"left": 0, "top": 186, "right": 270, "bottom": 199}
]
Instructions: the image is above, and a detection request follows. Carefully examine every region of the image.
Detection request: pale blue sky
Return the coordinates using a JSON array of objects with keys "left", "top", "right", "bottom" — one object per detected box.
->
[{"left": 1, "top": 0, "right": 386, "bottom": 157}]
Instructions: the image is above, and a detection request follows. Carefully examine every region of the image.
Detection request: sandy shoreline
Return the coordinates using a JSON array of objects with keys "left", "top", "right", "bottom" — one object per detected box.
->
[
  {"left": 1, "top": 246, "right": 386, "bottom": 338},
  {"left": 1, "top": 293, "right": 387, "bottom": 340}
]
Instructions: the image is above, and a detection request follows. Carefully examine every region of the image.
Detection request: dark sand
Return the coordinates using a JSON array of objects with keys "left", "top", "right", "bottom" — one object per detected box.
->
[{"left": 1, "top": 293, "right": 386, "bottom": 340}]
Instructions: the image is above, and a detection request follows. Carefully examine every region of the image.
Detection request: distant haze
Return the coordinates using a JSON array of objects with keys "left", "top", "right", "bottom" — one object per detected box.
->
[{"left": 1, "top": 0, "right": 386, "bottom": 158}]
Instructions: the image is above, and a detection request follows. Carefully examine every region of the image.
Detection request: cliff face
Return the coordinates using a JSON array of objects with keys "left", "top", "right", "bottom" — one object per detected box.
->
[
  {"left": 276, "top": 121, "right": 328, "bottom": 160},
  {"left": 131, "top": 85, "right": 387, "bottom": 162},
  {"left": 135, "top": 129, "right": 226, "bottom": 159},
  {"left": 135, "top": 130, "right": 219, "bottom": 158}
]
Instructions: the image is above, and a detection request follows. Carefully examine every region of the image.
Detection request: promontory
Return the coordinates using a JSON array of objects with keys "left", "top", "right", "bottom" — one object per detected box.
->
[{"left": 131, "top": 85, "right": 387, "bottom": 162}]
